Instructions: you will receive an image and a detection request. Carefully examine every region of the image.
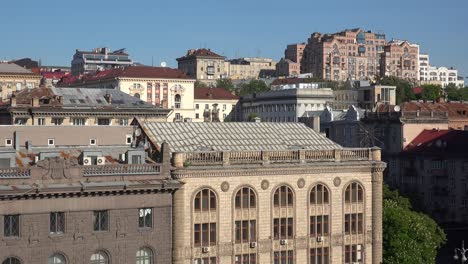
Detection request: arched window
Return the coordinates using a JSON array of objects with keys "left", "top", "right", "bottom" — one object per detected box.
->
[
  {"left": 174, "top": 94, "right": 181, "bottom": 109},
  {"left": 235, "top": 187, "right": 256, "bottom": 209},
  {"left": 344, "top": 182, "right": 363, "bottom": 203},
  {"left": 2, "top": 258, "right": 21, "bottom": 264},
  {"left": 194, "top": 189, "right": 216, "bottom": 212},
  {"left": 48, "top": 254, "right": 66, "bottom": 264},
  {"left": 136, "top": 247, "right": 153, "bottom": 264},
  {"left": 134, "top": 93, "right": 140, "bottom": 99},
  {"left": 273, "top": 185, "right": 294, "bottom": 207},
  {"left": 90, "top": 251, "right": 109, "bottom": 264},
  {"left": 310, "top": 184, "right": 329, "bottom": 205}
]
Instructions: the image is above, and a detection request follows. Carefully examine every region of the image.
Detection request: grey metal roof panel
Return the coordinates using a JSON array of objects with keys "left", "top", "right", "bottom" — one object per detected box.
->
[{"left": 140, "top": 121, "right": 341, "bottom": 152}]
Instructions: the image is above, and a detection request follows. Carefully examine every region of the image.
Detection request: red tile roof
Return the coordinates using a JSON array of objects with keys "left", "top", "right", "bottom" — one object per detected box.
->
[
  {"left": 404, "top": 129, "right": 468, "bottom": 154},
  {"left": 12, "top": 87, "right": 61, "bottom": 106},
  {"left": 194, "top": 88, "right": 239, "bottom": 100},
  {"left": 376, "top": 101, "right": 468, "bottom": 118},
  {"left": 177, "top": 49, "right": 224, "bottom": 60}
]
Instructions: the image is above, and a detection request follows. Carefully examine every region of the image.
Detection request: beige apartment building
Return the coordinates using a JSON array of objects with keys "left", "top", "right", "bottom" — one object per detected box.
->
[
  {"left": 59, "top": 66, "right": 195, "bottom": 122},
  {"left": 227, "top": 58, "right": 276, "bottom": 80},
  {"left": 0, "top": 86, "right": 169, "bottom": 125},
  {"left": 301, "top": 29, "right": 386, "bottom": 81},
  {"left": 135, "top": 120, "right": 386, "bottom": 264},
  {"left": 177, "top": 49, "right": 228, "bottom": 84},
  {"left": 193, "top": 87, "right": 239, "bottom": 122},
  {"left": 0, "top": 63, "right": 42, "bottom": 101},
  {"left": 380, "top": 40, "right": 419, "bottom": 81}
]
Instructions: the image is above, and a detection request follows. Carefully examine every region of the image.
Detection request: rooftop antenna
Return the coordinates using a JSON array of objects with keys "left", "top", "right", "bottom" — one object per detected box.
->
[{"left": 151, "top": 56, "right": 154, "bottom": 67}]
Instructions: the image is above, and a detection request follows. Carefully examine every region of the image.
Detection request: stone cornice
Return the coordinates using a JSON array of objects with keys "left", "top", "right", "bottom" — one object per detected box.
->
[{"left": 172, "top": 161, "right": 386, "bottom": 179}]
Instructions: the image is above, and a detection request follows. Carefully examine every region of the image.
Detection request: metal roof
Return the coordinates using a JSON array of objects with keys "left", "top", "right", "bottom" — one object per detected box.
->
[
  {"left": 0, "top": 63, "right": 36, "bottom": 74},
  {"left": 139, "top": 121, "right": 341, "bottom": 152}
]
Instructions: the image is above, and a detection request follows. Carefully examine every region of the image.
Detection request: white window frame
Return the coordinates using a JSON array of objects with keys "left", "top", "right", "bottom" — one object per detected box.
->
[
  {"left": 90, "top": 139, "right": 97, "bottom": 146},
  {"left": 5, "top": 139, "right": 12, "bottom": 146},
  {"left": 38, "top": 118, "right": 46, "bottom": 126},
  {"left": 48, "top": 138, "right": 55, "bottom": 146},
  {"left": 126, "top": 135, "right": 132, "bottom": 145}
]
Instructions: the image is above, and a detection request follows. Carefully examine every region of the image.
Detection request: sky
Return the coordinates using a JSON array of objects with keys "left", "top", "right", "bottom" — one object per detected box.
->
[{"left": 1, "top": 0, "right": 467, "bottom": 78}]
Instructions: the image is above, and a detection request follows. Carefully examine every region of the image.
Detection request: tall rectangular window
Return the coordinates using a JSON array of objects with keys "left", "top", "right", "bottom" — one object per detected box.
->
[
  {"left": 273, "top": 217, "right": 293, "bottom": 240},
  {"left": 310, "top": 247, "right": 329, "bottom": 264},
  {"left": 4, "top": 215, "right": 19, "bottom": 237},
  {"left": 37, "top": 118, "right": 45, "bottom": 126},
  {"left": 235, "top": 220, "right": 256, "bottom": 243},
  {"left": 310, "top": 215, "right": 329, "bottom": 236},
  {"left": 97, "top": 118, "right": 110, "bottom": 126},
  {"left": 51, "top": 118, "right": 63, "bottom": 125},
  {"left": 274, "top": 250, "right": 294, "bottom": 264},
  {"left": 72, "top": 118, "right": 85, "bottom": 126},
  {"left": 93, "top": 210, "right": 109, "bottom": 231},
  {"left": 138, "top": 208, "right": 152, "bottom": 229},
  {"left": 344, "top": 213, "right": 363, "bottom": 235},
  {"left": 50, "top": 212, "right": 65, "bottom": 234},
  {"left": 194, "top": 223, "right": 216, "bottom": 246}
]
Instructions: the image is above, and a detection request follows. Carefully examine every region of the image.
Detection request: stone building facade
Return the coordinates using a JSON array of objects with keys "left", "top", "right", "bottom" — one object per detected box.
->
[
  {"left": 0, "top": 63, "right": 42, "bottom": 101},
  {"left": 380, "top": 40, "right": 419, "bottom": 81},
  {"left": 136, "top": 120, "right": 386, "bottom": 264},
  {"left": 177, "top": 49, "right": 227, "bottom": 84}
]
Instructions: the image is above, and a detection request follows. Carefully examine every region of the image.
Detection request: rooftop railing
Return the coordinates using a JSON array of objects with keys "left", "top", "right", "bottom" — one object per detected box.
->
[
  {"left": 174, "top": 148, "right": 379, "bottom": 168},
  {"left": 83, "top": 163, "right": 161, "bottom": 176},
  {"left": 364, "top": 111, "right": 448, "bottom": 119}
]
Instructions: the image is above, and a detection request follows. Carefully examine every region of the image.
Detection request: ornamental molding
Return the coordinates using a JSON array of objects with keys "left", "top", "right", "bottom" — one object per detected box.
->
[{"left": 172, "top": 163, "right": 380, "bottom": 179}]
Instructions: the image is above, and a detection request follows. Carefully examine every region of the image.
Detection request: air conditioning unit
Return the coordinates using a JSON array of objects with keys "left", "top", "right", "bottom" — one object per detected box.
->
[
  {"left": 83, "top": 157, "right": 92, "bottom": 166},
  {"left": 280, "top": 239, "right": 287, "bottom": 245},
  {"left": 202, "top": 247, "right": 210, "bottom": 253},
  {"left": 249, "top": 242, "right": 257, "bottom": 248},
  {"left": 317, "top": 236, "right": 324, "bottom": 242},
  {"left": 97, "top": 157, "right": 106, "bottom": 165}
]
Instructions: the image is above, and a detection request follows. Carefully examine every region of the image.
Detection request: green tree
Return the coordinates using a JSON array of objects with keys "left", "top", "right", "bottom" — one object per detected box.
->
[
  {"left": 383, "top": 185, "right": 446, "bottom": 264},
  {"left": 445, "top": 83, "right": 462, "bottom": 101},
  {"left": 238, "top": 80, "right": 269, "bottom": 96},
  {"left": 216, "top": 78, "right": 235, "bottom": 92},
  {"left": 420, "top": 84, "right": 442, "bottom": 101},
  {"left": 194, "top": 80, "right": 208, "bottom": 88},
  {"left": 377, "top": 76, "right": 415, "bottom": 104}
]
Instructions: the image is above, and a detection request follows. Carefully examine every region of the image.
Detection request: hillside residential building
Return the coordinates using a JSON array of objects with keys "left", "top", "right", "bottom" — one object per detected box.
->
[
  {"left": 0, "top": 87, "right": 169, "bottom": 125},
  {"left": 285, "top": 43, "right": 306, "bottom": 64},
  {"left": 380, "top": 39, "right": 420, "bottom": 81},
  {"left": 59, "top": 66, "right": 195, "bottom": 122},
  {"left": 135, "top": 120, "right": 386, "bottom": 264},
  {"left": 227, "top": 57, "right": 276, "bottom": 80},
  {"left": 177, "top": 49, "right": 227, "bottom": 83},
  {"left": 0, "top": 63, "right": 42, "bottom": 101},
  {"left": 193, "top": 88, "right": 239, "bottom": 122},
  {"left": 301, "top": 29, "right": 386, "bottom": 81},
  {"left": 276, "top": 58, "right": 301, "bottom": 77},
  {"left": 236, "top": 87, "right": 335, "bottom": 122},
  {"left": 357, "top": 85, "right": 396, "bottom": 110},
  {"left": 419, "top": 54, "right": 464, "bottom": 87},
  {"left": 71, "top": 47, "right": 133, "bottom": 76},
  {"left": 0, "top": 126, "right": 179, "bottom": 263}
]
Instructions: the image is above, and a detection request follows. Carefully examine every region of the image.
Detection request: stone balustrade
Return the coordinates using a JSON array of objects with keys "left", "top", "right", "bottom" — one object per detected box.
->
[
  {"left": 0, "top": 167, "right": 30, "bottom": 178},
  {"left": 83, "top": 163, "right": 161, "bottom": 176},
  {"left": 173, "top": 148, "right": 380, "bottom": 168}
]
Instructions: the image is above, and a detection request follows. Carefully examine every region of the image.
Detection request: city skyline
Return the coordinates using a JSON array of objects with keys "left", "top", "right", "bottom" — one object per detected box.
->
[{"left": 1, "top": 0, "right": 467, "bottom": 78}]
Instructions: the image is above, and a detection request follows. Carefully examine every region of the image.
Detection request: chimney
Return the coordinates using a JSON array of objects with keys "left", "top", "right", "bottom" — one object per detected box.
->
[
  {"left": 10, "top": 95, "right": 16, "bottom": 107},
  {"left": 253, "top": 117, "right": 261, "bottom": 123},
  {"left": 312, "top": 116, "right": 320, "bottom": 133}
]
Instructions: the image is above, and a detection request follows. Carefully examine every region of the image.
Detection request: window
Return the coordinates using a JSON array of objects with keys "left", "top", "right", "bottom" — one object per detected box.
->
[
  {"left": 235, "top": 220, "right": 256, "bottom": 243},
  {"left": 16, "top": 83, "right": 22, "bottom": 91},
  {"left": 310, "top": 247, "right": 329, "bottom": 264},
  {"left": 37, "top": 118, "right": 45, "bottom": 126},
  {"left": 273, "top": 186, "right": 294, "bottom": 207},
  {"left": 119, "top": 119, "right": 129, "bottom": 126},
  {"left": 205, "top": 104, "right": 209, "bottom": 110},
  {"left": 273, "top": 250, "right": 294, "bottom": 264},
  {"left": 193, "top": 257, "right": 216, "bottom": 264},
  {"left": 235, "top": 187, "right": 256, "bottom": 209},
  {"left": 136, "top": 247, "right": 153, "bottom": 264},
  {"left": 194, "top": 189, "right": 216, "bottom": 211},
  {"left": 273, "top": 217, "right": 293, "bottom": 239},
  {"left": 72, "top": 118, "right": 85, "bottom": 126},
  {"left": 48, "top": 253, "right": 66, "bottom": 264},
  {"left": 97, "top": 119, "right": 110, "bottom": 126},
  {"left": 138, "top": 208, "right": 152, "bottom": 229},
  {"left": 310, "top": 184, "right": 329, "bottom": 205},
  {"left": 4, "top": 215, "right": 19, "bottom": 237},
  {"left": 14, "top": 118, "right": 27, "bottom": 125},
  {"left": 93, "top": 211, "right": 109, "bottom": 231},
  {"left": 175, "top": 94, "right": 181, "bottom": 109},
  {"left": 222, "top": 104, "right": 226, "bottom": 111},
  {"left": 175, "top": 113, "right": 181, "bottom": 121},
  {"left": 5, "top": 139, "right": 12, "bottom": 146},
  {"left": 132, "top": 155, "right": 142, "bottom": 164},
  {"left": 345, "top": 244, "right": 363, "bottom": 264},
  {"left": 2, "top": 258, "right": 21, "bottom": 264},
  {"left": 50, "top": 212, "right": 65, "bottom": 234},
  {"left": 126, "top": 135, "right": 132, "bottom": 145},
  {"left": 344, "top": 213, "right": 363, "bottom": 234},
  {"left": 90, "top": 251, "right": 109, "bottom": 264},
  {"left": 195, "top": 113, "right": 200, "bottom": 119},
  {"left": 345, "top": 182, "right": 364, "bottom": 203},
  {"left": 48, "top": 138, "right": 55, "bottom": 146},
  {"left": 51, "top": 118, "right": 63, "bottom": 125},
  {"left": 194, "top": 223, "right": 216, "bottom": 246},
  {"left": 134, "top": 93, "right": 141, "bottom": 99},
  {"left": 310, "top": 215, "right": 329, "bottom": 236},
  {"left": 90, "top": 139, "right": 97, "bottom": 146},
  {"left": 235, "top": 254, "right": 256, "bottom": 264}
]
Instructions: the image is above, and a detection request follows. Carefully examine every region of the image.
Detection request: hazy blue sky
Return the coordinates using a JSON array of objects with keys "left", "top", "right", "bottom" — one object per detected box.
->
[{"left": 1, "top": 0, "right": 467, "bottom": 77}]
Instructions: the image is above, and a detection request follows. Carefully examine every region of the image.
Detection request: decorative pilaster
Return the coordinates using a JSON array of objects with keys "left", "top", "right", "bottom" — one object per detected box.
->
[{"left": 371, "top": 161, "right": 385, "bottom": 264}]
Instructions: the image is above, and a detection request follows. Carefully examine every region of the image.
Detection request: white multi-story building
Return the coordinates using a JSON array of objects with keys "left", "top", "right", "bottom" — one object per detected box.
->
[
  {"left": 419, "top": 54, "right": 464, "bottom": 87},
  {"left": 71, "top": 47, "right": 133, "bottom": 76}
]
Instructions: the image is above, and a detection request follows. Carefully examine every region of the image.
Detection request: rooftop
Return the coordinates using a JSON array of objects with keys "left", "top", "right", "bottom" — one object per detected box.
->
[
  {"left": 138, "top": 120, "right": 341, "bottom": 153},
  {"left": 177, "top": 48, "right": 225, "bottom": 61},
  {"left": 0, "top": 63, "right": 39, "bottom": 75},
  {"left": 194, "top": 88, "right": 239, "bottom": 100},
  {"left": 404, "top": 129, "right": 468, "bottom": 154},
  {"left": 375, "top": 101, "right": 468, "bottom": 118}
]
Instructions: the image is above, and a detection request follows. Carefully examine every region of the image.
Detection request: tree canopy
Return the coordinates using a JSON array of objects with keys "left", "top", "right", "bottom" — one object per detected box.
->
[
  {"left": 446, "top": 84, "right": 468, "bottom": 101},
  {"left": 216, "top": 78, "right": 235, "bottom": 92},
  {"left": 419, "top": 84, "right": 442, "bottom": 101},
  {"left": 383, "top": 185, "right": 446, "bottom": 264},
  {"left": 194, "top": 80, "right": 208, "bottom": 88},
  {"left": 237, "top": 80, "right": 269, "bottom": 96}
]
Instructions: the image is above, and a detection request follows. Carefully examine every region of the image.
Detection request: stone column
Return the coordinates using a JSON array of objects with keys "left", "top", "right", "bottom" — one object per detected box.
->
[{"left": 371, "top": 147, "right": 385, "bottom": 264}]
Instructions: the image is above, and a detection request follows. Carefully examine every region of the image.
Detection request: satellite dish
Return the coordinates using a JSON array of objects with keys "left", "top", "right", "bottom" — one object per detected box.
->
[
  {"left": 160, "top": 61, "right": 167, "bottom": 67},
  {"left": 134, "top": 128, "right": 142, "bottom": 137},
  {"left": 394, "top": 105, "right": 401, "bottom": 112}
]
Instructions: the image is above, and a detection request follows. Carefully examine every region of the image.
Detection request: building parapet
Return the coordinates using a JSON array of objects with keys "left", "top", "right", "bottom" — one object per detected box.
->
[
  {"left": 364, "top": 111, "right": 448, "bottom": 120},
  {"left": 173, "top": 148, "right": 379, "bottom": 167},
  {"left": 0, "top": 167, "right": 30, "bottom": 178}
]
